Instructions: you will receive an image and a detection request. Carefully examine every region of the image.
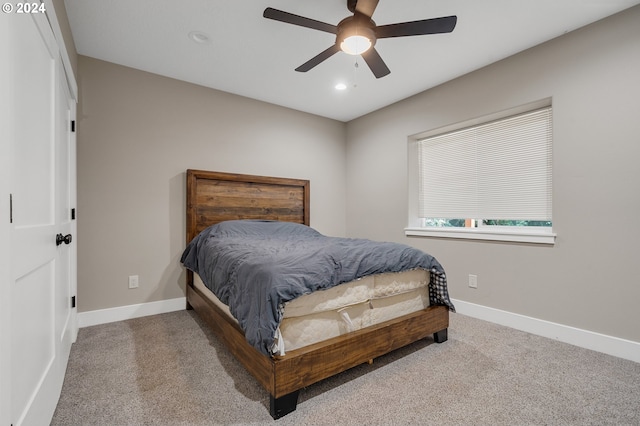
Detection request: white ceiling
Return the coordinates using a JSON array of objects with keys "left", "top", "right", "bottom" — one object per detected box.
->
[{"left": 64, "top": 0, "right": 639, "bottom": 122}]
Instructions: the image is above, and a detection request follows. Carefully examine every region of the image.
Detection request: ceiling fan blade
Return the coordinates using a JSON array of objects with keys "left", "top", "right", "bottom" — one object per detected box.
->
[
  {"left": 295, "top": 45, "right": 341, "bottom": 72},
  {"left": 263, "top": 7, "right": 337, "bottom": 34},
  {"left": 376, "top": 15, "right": 457, "bottom": 39},
  {"left": 361, "top": 47, "right": 390, "bottom": 78},
  {"left": 355, "top": 0, "right": 379, "bottom": 18}
]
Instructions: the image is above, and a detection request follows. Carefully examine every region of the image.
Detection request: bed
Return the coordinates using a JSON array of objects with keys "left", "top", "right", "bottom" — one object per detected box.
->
[{"left": 182, "top": 169, "right": 454, "bottom": 419}]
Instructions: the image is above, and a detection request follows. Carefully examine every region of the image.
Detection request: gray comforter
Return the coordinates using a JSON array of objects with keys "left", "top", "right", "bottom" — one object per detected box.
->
[{"left": 181, "top": 220, "right": 454, "bottom": 355}]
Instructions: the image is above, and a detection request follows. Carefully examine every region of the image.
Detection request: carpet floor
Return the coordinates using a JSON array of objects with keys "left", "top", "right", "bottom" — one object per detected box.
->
[{"left": 52, "top": 310, "right": 640, "bottom": 425}]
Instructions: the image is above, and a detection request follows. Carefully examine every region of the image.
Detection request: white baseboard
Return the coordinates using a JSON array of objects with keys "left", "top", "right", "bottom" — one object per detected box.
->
[
  {"left": 77, "top": 296, "right": 639, "bottom": 363},
  {"left": 78, "top": 297, "right": 186, "bottom": 328},
  {"left": 452, "top": 298, "right": 640, "bottom": 364}
]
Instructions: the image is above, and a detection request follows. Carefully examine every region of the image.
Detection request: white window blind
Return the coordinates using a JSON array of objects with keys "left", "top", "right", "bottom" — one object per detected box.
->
[{"left": 418, "top": 107, "right": 552, "bottom": 221}]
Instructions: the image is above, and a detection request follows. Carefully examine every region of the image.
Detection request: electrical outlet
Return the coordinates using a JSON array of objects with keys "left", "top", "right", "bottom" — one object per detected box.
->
[
  {"left": 468, "top": 274, "right": 478, "bottom": 289},
  {"left": 128, "top": 275, "right": 139, "bottom": 289}
]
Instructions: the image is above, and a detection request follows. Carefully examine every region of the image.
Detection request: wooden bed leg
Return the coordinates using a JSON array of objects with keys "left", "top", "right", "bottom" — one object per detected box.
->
[
  {"left": 433, "top": 328, "right": 448, "bottom": 343},
  {"left": 270, "top": 390, "right": 300, "bottom": 419}
]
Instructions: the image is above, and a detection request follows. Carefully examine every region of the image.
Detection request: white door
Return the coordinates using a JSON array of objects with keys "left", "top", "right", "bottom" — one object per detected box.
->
[
  {"left": 0, "top": 9, "right": 14, "bottom": 425},
  {"left": 2, "top": 11, "right": 77, "bottom": 426}
]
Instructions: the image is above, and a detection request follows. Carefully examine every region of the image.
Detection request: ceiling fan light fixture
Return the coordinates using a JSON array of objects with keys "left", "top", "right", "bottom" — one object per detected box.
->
[
  {"left": 336, "top": 15, "right": 376, "bottom": 55},
  {"left": 340, "top": 35, "right": 371, "bottom": 55}
]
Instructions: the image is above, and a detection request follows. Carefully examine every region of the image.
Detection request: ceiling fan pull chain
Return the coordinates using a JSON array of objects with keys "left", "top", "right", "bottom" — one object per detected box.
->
[{"left": 353, "top": 60, "right": 359, "bottom": 88}]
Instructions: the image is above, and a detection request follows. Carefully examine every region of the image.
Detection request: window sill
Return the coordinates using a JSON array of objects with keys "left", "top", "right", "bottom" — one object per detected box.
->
[{"left": 404, "top": 227, "right": 556, "bottom": 245}]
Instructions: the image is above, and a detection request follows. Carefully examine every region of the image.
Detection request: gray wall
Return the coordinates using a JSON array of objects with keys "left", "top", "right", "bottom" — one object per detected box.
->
[
  {"left": 76, "top": 56, "right": 346, "bottom": 312},
  {"left": 345, "top": 6, "right": 640, "bottom": 342}
]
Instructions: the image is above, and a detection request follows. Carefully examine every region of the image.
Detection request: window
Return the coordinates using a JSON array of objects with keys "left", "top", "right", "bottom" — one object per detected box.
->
[{"left": 406, "top": 102, "right": 555, "bottom": 244}]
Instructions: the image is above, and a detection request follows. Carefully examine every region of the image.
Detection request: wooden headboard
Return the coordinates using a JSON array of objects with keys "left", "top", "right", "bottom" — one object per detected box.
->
[{"left": 186, "top": 169, "right": 310, "bottom": 244}]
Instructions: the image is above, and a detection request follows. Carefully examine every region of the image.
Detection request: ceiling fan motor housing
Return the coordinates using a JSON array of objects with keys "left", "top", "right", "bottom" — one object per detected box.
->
[{"left": 336, "top": 13, "right": 377, "bottom": 49}]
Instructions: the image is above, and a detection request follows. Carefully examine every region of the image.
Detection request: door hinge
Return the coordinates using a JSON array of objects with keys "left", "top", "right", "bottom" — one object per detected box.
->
[
  {"left": 9, "top": 193, "right": 12, "bottom": 223},
  {"left": 71, "top": 296, "right": 76, "bottom": 308},
  {"left": 71, "top": 120, "right": 76, "bottom": 132},
  {"left": 71, "top": 208, "right": 76, "bottom": 220}
]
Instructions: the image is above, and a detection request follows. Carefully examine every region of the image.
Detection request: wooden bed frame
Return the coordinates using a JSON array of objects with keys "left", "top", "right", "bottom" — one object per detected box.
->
[{"left": 184, "top": 169, "right": 449, "bottom": 419}]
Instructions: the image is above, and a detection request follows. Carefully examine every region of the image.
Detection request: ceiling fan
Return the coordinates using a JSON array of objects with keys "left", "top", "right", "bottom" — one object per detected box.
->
[{"left": 263, "top": 0, "right": 457, "bottom": 78}]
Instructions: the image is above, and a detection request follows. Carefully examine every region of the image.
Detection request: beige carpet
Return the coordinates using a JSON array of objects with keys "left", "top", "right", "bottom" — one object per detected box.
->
[{"left": 52, "top": 310, "right": 640, "bottom": 425}]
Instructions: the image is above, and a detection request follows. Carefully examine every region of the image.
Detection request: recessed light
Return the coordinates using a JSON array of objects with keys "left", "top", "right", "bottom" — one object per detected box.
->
[
  {"left": 188, "top": 31, "right": 210, "bottom": 44},
  {"left": 335, "top": 83, "right": 347, "bottom": 90}
]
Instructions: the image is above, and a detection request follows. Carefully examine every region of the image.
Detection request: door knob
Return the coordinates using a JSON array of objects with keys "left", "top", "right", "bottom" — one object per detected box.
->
[{"left": 56, "top": 233, "right": 72, "bottom": 246}]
